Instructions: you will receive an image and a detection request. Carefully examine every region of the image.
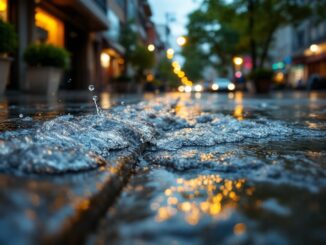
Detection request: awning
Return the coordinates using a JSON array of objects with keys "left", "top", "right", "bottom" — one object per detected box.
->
[{"left": 52, "top": 0, "right": 109, "bottom": 30}]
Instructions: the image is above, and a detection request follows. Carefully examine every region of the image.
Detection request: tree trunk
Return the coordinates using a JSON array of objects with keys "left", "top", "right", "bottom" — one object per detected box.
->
[
  {"left": 259, "top": 30, "right": 274, "bottom": 68},
  {"left": 248, "top": 0, "right": 257, "bottom": 71}
]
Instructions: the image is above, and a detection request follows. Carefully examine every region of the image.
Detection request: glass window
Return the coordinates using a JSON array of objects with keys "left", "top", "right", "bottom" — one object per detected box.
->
[
  {"left": 107, "top": 9, "right": 120, "bottom": 41},
  {"left": 35, "top": 8, "right": 64, "bottom": 47},
  {"left": 0, "top": 0, "right": 8, "bottom": 21}
]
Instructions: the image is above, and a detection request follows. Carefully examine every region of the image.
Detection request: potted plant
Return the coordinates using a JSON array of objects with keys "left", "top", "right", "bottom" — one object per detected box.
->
[
  {"left": 249, "top": 68, "right": 274, "bottom": 93},
  {"left": 24, "top": 44, "right": 69, "bottom": 95},
  {"left": 0, "top": 19, "right": 17, "bottom": 95}
]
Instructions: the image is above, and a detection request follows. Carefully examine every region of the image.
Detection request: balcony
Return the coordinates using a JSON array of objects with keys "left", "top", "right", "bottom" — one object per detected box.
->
[{"left": 52, "top": 0, "right": 109, "bottom": 30}]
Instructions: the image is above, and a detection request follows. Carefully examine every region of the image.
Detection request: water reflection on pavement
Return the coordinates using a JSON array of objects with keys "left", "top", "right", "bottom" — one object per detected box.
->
[
  {"left": 91, "top": 91, "right": 326, "bottom": 245},
  {"left": 0, "top": 91, "right": 325, "bottom": 244}
]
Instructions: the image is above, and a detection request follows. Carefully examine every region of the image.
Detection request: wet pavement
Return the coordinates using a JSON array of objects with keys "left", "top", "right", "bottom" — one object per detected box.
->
[{"left": 0, "top": 91, "right": 325, "bottom": 244}]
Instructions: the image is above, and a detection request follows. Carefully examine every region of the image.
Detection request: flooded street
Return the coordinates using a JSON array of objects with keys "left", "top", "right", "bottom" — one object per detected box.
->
[{"left": 0, "top": 92, "right": 325, "bottom": 244}]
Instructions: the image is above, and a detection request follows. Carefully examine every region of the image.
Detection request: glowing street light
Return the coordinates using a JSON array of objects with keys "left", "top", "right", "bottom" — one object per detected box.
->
[
  {"left": 176, "top": 36, "right": 187, "bottom": 46},
  {"left": 309, "top": 44, "right": 320, "bottom": 53},
  {"left": 147, "top": 44, "right": 155, "bottom": 52},
  {"left": 172, "top": 61, "right": 179, "bottom": 68},
  {"left": 100, "top": 52, "right": 110, "bottom": 68},
  {"left": 166, "top": 48, "right": 174, "bottom": 59},
  {"left": 233, "top": 57, "right": 243, "bottom": 66},
  {"left": 177, "top": 71, "right": 185, "bottom": 78}
]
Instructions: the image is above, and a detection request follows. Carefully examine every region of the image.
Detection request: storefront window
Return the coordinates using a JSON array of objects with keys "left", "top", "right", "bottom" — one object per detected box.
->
[
  {"left": 0, "top": 0, "right": 8, "bottom": 21},
  {"left": 35, "top": 8, "right": 64, "bottom": 47},
  {"left": 107, "top": 10, "right": 120, "bottom": 42}
]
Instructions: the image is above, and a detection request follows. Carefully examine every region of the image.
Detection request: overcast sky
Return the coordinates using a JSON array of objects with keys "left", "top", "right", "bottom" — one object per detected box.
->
[{"left": 148, "top": 0, "right": 201, "bottom": 46}]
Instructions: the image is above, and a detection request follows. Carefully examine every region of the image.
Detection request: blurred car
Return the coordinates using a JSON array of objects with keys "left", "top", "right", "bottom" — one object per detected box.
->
[{"left": 211, "top": 78, "right": 236, "bottom": 92}]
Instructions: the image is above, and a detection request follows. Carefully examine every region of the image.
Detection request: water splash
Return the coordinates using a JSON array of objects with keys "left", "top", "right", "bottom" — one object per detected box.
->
[
  {"left": 88, "top": 85, "right": 95, "bottom": 91},
  {"left": 93, "top": 95, "right": 102, "bottom": 116}
]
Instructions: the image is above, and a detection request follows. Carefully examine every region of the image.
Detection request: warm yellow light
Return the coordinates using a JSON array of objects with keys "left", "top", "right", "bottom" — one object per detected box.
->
[
  {"left": 176, "top": 36, "right": 187, "bottom": 46},
  {"left": 146, "top": 73, "right": 154, "bottom": 82},
  {"left": 181, "top": 77, "right": 188, "bottom": 83},
  {"left": 100, "top": 52, "right": 110, "bottom": 68},
  {"left": 178, "top": 71, "right": 185, "bottom": 78},
  {"left": 274, "top": 72, "right": 284, "bottom": 83},
  {"left": 174, "top": 67, "right": 181, "bottom": 73},
  {"left": 233, "top": 57, "right": 243, "bottom": 66},
  {"left": 178, "top": 85, "right": 185, "bottom": 92},
  {"left": 35, "top": 8, "right": 64, "bottom": 47},
  {"left": 194, "top": 84, "right": 203, "bottom": 92},
  {"left": 172, "top": 61, "right": 179, "bottom": 68},
  {"left": 147, "top": 44, "right": 155, "bottom": 52},
  {"left": 212, "top": 84, "right": 219, "bottom": 91},
  {"left": 0, "top": 0, "right": 8, "bottom": 21},
  {"left": 166, "top": 48, "right": 174, "bottom": 59},
  {"left": 309, "top": 44, "right": 320, "bottom": 53}
]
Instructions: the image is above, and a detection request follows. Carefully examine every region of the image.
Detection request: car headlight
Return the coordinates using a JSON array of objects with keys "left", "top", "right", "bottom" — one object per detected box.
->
[
  {"left": 228, "top": 83, "right": 235, "bottom": 90},
  {"left": 212, "top": 84, "right": 219, "bottom": 91},
  {"left": 185, "top": 86, "right": 192, "bottom": 93},
  {"left": 194, "top": 84, "right": 203, "bottom": 92},
  {"left": 178, "top": 85, "right": 185, "bottom": 92}
]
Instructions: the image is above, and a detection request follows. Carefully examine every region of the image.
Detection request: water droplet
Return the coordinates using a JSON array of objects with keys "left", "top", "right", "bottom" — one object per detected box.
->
[
  {"left": 67, "top": 78, "right": 72, "bottom": 83},
  {"left": 88, "top": 85, "right": 95, "bottom": 91},
  {"left": 93, "top": 95, "right": 98, "bottom": 101},
  {"left": 121, "top": 101, "right": 125, "bottom": 105},
  {"left": 19, "top": 114, "right": 24, "bottom": 118}
]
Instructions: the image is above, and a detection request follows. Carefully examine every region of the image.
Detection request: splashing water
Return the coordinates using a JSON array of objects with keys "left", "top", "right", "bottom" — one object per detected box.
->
[
  {"left": 93, "top": 95, "right": 102, "bottom": 116},
  {"left": 88, "top": 85, "right": 95, "bottom": 91}
]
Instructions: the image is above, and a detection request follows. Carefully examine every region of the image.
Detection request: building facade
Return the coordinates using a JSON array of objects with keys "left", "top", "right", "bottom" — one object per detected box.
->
[
  {"left": 270, "top": 6, "right": 326, "bottom": 88},
  {"left": 1, "top": 0, "right": 160, "bottom": 92}
]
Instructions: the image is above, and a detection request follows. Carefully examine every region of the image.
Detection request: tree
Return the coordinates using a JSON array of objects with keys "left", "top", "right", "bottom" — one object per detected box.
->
[
  {"left": 182, "top": 43, "right": 207, "bottom": 82},
  {"left": 156, "top": 57, "right": 178, "bottom": 88},
  {"left": 129, "top": 44, "right": 155, "bottom": 83},
  {"left": 185, "top": 0, "right": 315, "bottom": 72},
  {"left": 119, "top": 21, "right": 155, "bottom": 83}
]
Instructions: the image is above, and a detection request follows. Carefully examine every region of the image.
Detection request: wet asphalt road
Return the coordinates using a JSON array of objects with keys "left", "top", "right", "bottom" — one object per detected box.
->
[{"left": 0, "top": 91, "right": 325, "bottom": 244}]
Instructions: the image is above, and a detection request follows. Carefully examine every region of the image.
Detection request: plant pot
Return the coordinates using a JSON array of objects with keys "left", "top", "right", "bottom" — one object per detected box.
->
[
  {"left": 26, "top": 67, "right": 63, "bottom": 95},
  {"left": 254, "top": 79, "right": 272, "bottom": 93},
  {"left": 0, "top": 57, "right": 13, "bottom": 95}
]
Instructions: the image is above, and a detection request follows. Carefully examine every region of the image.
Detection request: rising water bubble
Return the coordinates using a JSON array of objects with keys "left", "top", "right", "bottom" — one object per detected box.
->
[
  {"left": 19, "top": 114, "right": 24, "bottom": 118},
  {"left": 67, "top": 78, "right": 72, "bottom": 83},
  {"left": 88, "top": 85, "right": 95, "bottom": 91}
]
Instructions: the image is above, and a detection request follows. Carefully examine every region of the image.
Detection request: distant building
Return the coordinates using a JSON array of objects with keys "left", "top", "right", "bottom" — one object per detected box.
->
[{"left": 270, "top": 10, "right": 326, "bottom": 88}]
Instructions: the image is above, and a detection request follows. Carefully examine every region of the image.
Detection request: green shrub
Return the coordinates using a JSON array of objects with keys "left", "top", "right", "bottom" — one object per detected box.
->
[
  {"left": 24, "top": 44, "right": 70, "bottom": 69},
  {"left": 0, "top": 19, "right": 18, "bottom": 54}
]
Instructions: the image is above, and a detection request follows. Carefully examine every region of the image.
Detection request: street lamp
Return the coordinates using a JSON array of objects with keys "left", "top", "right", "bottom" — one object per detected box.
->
[
  {"left": 309, "top": 44, "right": 319, "bottom": 53},
  {"left": 147, "top": 44, "right": 155, "bottom": 52},
  {"left": 233, "top": 57, "right": 243, "bottom": 66},
  {"left": 176, "top": 36, "right": 187, "bottom": 46},
  {"left": 100, "top": 52, "right": 110, "bottom": 68},
  {"left": 166, "top": 48, "right": 174, "bottom": 59}
]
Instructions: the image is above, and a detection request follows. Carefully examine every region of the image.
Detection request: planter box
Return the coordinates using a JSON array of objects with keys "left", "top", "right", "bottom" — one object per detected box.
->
[
  {"left": 26, "top": 67, "right": 63, "bottom": 95},
  {"left": 0, "top": 57, "right": 12, "bottom": 95},
  {"left": 254, "top": 79, "right": 272, "bottom": 93}
]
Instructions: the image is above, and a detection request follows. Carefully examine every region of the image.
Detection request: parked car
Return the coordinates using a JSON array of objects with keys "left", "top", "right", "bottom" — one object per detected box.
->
[{"left": 211, "top": 78, "right": 236, "bottom": 92}]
